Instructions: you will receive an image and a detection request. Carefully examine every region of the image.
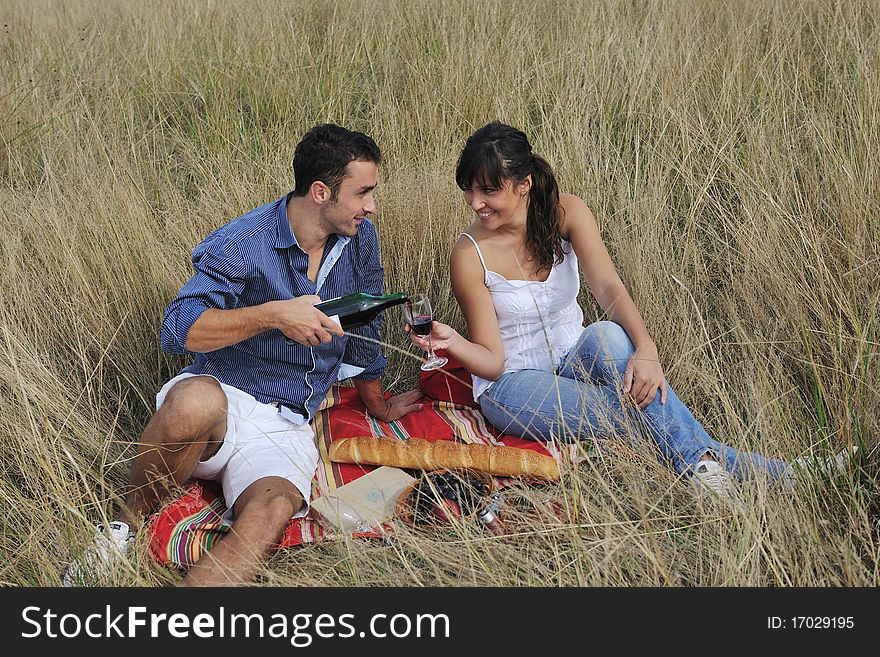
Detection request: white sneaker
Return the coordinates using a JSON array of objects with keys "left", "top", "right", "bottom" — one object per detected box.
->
[
  {"left": 62, "top": 521, "right": 135, "bottom": 587},
  {"left": 781, "top": 446, "right": 858, "bottom": 490},
  {"left": 691, "top": 460, "right": 738, "bottom": 504}
]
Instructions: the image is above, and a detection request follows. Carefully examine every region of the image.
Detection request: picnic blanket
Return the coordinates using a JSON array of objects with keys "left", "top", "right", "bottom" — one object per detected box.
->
[{"left": 146, "top": 354, "right": 583, "bottom": 569}]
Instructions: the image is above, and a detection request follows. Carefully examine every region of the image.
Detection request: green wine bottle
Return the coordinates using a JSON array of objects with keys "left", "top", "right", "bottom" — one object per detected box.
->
[{"left": 315, "top": 292, "right": 409, "bottom": 331}]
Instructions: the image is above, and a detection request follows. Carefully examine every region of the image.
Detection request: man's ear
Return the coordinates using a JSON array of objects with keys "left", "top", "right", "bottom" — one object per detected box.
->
[{"left": 310, "top": 181, "right": 331, "bottom": 204}]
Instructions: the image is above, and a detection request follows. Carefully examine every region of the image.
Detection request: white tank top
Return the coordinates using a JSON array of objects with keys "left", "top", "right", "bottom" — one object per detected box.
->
[{"left": 460, "top": 233, "right": 585, "bottom": 401}]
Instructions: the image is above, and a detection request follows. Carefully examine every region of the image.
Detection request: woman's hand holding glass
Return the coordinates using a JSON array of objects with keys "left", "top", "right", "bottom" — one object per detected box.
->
[
  {"left": 401, "top": 293, "right": 448, "bottom": 371},
  {"left": 407, "top": 318, "right": 456, "bottom": 351}
]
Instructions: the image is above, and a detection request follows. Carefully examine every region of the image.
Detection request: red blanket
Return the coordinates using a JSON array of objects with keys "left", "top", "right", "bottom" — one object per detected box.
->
[{"left": 147, "top": 355, "right": 582, "bottom": 569}]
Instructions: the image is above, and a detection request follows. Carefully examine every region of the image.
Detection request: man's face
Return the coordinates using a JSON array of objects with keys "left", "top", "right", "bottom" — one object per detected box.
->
[{"left": 319, "top": 159, "right": 378, "bottom": 237}]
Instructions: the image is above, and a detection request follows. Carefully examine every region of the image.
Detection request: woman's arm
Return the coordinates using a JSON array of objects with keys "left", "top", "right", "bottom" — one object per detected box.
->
[
  {"left": 410, "top": 236, "right": 506, "bottom": 380},
  {"left": 560, "top": 194, "right": 667, "bottom": 407}
]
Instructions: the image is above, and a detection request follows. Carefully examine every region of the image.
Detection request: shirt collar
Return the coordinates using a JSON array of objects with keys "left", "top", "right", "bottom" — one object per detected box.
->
[
  {"left": 273, "top": 193, "right": 353, "bottom": 253},
  {"left": 274, "top": 193, "right": 299, "bottom": 249}
]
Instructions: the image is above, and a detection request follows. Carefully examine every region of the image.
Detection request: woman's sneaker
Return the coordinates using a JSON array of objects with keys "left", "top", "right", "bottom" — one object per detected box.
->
[
  {"left": 781, "top": 446, "right": 858, "bottom": 490},
  {"left": 62, "top": 521, "right": 135, "bottom": 587},
  {"left": 691, "top": 459, "right": 739, "bottom": 504}
]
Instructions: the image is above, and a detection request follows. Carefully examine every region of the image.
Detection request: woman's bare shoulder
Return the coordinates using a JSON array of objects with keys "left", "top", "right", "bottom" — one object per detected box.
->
[
  {"left": 559, "top": 193, "right": 593, "bottom": 214},
  {"left": 450, "top": 230, "right": 490, "bottom": 298},
  {"left": 451, "top": 229, "right": 481, "bottom": 265},
  {"left": 452, "top": 222, "right": 489, "bottom": 253},
  {"left": 558, "top": 194, "right": 596, "bottom": 236}
]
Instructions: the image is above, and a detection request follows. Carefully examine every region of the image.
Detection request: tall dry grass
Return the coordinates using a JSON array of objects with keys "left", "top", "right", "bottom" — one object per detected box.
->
[{"left": 0, "top": 0, "right": 877, "bottom": 586}]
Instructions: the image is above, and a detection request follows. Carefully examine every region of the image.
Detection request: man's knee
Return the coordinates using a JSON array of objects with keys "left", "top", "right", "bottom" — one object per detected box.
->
[
  {"left": 160, "top": 376, "right": 227, "bottom": 429},
  {"left": 261, "top": 491, "right": 300, "bottom": 523},
  {"left": 234, "top": 479, "right": 303, "bottom": 526},
  {"left": 141, "top": 377, "right": 228, "bottom": 457}
]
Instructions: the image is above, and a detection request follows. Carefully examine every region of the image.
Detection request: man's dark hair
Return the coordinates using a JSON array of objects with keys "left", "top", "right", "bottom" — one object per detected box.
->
[{"left": 292, "top": 124, "right": 381, "bottom": 198}]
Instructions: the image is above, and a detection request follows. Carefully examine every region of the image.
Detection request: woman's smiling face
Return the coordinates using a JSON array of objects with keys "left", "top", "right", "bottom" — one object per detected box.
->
[{"left": 462, "top": 177, "right": 531, "bottom": 229}]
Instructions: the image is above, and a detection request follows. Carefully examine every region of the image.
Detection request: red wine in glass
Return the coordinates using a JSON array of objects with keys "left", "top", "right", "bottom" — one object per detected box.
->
[
  {"left": 410, "top": 315, "right": 433, "bottom": 336},
  {"left": 402, "top": 294, "right": 447, "bottom": 371}
]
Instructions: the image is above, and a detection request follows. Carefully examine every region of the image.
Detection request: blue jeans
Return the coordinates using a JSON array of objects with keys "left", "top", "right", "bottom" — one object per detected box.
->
[{"left": 479, "top": 321, "right": 789, "bottom": 480}]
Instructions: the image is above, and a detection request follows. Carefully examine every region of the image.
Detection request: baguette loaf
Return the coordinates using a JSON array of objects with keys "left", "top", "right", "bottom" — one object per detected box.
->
[{"left": 328, "top": 437, "right": 559, "bottom": 480}]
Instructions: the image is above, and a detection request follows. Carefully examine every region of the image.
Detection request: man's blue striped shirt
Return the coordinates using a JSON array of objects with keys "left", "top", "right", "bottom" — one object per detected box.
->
[{"left": 161, "top": 194, "right": 387, "bottom": 422}]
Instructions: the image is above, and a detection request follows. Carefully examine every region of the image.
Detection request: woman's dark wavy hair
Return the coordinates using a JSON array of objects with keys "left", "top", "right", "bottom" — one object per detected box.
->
[{"left": 455, "top": 122, "right": 565, "bottom": 273}]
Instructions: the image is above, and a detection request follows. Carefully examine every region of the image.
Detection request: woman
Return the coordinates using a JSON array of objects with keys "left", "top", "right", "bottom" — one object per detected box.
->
[{"left": 411, "top": 122, "right": 849, "bottom": 500}]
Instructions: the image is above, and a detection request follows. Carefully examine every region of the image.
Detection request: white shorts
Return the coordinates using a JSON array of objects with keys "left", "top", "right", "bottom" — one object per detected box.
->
[{"left": 156, "top": 373, "right": 319, "bottom": 523}]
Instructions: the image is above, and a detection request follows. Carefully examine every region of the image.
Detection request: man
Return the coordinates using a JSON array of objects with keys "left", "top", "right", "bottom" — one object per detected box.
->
[{"left": 64, "top": 124, "right": 422, "bottom": 586}]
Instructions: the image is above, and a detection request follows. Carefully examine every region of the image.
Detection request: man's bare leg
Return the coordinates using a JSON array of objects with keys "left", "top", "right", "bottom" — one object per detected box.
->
[
  {"left": 118, "top": 376, "right": 228, "bottom": 526},
  {"left": 182, "top": 476, "right": 303, "bottom": 587}
]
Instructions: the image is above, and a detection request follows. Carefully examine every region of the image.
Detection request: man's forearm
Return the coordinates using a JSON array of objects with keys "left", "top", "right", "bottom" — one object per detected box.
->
[
  {"left": 352, "top": 377, "right": 388, "bottom": 416},
  {"left": 353, "top": 373, "right": 422, "bottom": 423},
  {"left": 185, "top": 305, "right": 277, "bottom": 352}
]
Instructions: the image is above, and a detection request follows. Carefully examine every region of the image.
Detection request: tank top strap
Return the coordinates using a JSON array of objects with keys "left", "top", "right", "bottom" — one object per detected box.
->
[{"left": 458, "top": 232, "right": 489, "bottom": 276}]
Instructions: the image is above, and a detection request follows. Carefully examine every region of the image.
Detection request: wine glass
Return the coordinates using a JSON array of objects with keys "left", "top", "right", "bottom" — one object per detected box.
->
[{"left": 402, "top": 293, "right": 448, "bottom": 371}]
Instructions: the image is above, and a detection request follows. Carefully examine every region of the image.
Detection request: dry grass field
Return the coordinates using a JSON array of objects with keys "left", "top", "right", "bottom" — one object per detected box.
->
[{"left": 0, "top": 0, "right": 877, "bottom": 586}]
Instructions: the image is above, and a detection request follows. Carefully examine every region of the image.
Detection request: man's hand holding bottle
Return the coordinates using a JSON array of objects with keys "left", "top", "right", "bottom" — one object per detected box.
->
[{"left": 273, "top": 295, "right": 344, "bottom": 347}]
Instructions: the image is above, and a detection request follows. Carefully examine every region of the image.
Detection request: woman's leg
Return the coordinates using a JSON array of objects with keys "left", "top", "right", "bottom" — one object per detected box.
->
[
  {"left": 479, "top": 367, "right": 629, "bottom": 445},
  {"left": 556, "top": 321, "right": 788, "bottom": 480}
]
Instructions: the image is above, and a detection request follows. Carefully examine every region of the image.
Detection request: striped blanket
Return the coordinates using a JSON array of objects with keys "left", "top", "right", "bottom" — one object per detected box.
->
[{"left": 147, "top": 356, "right": 582, "bottom": 569}]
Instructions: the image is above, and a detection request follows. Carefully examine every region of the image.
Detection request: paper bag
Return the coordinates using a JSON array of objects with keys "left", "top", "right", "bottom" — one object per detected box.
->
[{"left": 311, "top": 466, "right": 416, "bottom": 531}]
